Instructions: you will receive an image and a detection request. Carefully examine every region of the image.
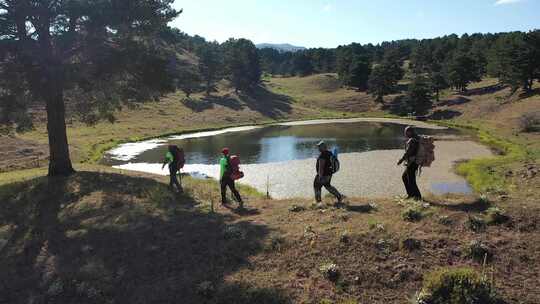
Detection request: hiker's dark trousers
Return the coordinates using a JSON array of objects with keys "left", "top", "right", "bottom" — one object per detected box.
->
[
  {"left": 169, "top": 165, "right": 182, "bottom": 191},
  {"left": 402, "top": 162, "right": 421, "bottom": 200},
  {"left": 314, "top": 175, "right": 342, "bottom": 202},
  {"left": 220, "top": 176, "right": 243, "bottom": 206}
]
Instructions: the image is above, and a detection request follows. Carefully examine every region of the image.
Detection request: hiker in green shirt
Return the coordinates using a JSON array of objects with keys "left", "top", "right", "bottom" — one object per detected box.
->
[
  {"left": 162, "top": 145, "right": 184, "bottom": 193},
  {"left": 219, "top": 147, "right": 243, "bottom": 208}
]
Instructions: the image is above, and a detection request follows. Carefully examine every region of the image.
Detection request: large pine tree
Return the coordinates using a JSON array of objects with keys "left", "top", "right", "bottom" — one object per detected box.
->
[{"left": 0, "top": 0, "right": 179, "bottom": 176}]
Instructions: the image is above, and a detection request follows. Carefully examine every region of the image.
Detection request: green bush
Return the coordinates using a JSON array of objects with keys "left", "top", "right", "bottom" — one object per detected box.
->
[
  {"left": 467, "top": 216, "right": 486, "bottom": 232},
  {"left": 402, "top": 206, "right": 423, "bottom": 222},
  {"left": 415, "top": 267, "right": 499, "bottom": 304}
]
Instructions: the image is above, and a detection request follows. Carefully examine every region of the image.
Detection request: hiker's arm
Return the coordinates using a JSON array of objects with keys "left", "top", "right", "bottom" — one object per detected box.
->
[
  {"left": 162, "top": 152, "right": 172, "bottom": 169},
  {"left": 318, "top": 159, "right": 325, "bottom": 177}
]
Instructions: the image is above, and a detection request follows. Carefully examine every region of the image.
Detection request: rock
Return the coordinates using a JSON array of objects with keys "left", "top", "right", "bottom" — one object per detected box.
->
[
  {"left": 288, "top": 205, "right": 305, "bottom": 212},
  {"left": 319, "top": 263, "right": 340, "bottom": 282}
]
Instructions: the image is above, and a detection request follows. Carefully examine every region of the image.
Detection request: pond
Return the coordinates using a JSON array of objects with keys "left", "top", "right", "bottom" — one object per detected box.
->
[{"left": 103, "top": 118, "right": 493, "bottom": 199}]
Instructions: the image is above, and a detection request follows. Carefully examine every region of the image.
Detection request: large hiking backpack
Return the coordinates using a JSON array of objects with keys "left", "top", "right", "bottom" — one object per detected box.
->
[
  {"left": 415, "top": 136, "right": 435, "bottom": 167},
  {"left": 330, "top": 149, "right": 340, "bottom": 174},
  {"left": 229, "top": 155, "right": 244, "bottom": 180}
]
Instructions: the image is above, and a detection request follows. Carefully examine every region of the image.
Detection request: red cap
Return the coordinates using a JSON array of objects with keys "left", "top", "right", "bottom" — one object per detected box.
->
[{"left": 222, "top": 148, "right": 229, "bottom": 155}]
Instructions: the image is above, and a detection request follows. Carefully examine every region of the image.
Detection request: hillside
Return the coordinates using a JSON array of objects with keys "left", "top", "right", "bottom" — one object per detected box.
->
[{"left": 1, "top": 73, "right": 540, "bottom": 303}]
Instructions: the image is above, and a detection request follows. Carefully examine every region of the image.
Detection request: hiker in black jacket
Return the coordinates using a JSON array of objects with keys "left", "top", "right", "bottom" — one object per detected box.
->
[
  {"left": 397, "top": 126, "right": 422, "bottom": 200},
  {"left": 314, "top": 141, "right": 343, "bottom": 204}
]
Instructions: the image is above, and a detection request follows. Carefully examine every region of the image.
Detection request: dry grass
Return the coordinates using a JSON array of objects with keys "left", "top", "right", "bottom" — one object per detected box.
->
[{"left": 2, "top": 170, "right": 539, "bottom": 303}]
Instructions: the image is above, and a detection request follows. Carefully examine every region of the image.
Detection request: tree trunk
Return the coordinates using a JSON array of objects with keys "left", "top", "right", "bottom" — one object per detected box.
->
[{"left": 45, "top": 75, "right": 75, "bottom": 176}]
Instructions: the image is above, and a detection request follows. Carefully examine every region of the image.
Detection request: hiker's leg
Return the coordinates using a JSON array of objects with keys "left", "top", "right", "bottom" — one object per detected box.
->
[
  {"left": 402, "top": 166, "right": 413, "bottom": 197},
  {"left": 169, "top": 166, "right": 178, "bottom": 189},
  {"left": 322, "top": 176, "right": 342, "bottom": 201},
  {"left": 409, "top": 163, "right": 422, "bottom": 200},
  {"left": 170, "top": 167, "right": 181, "bottom": 191},
  {"left": 229, "top": 179, "right": 243, "bottom": 207},
  {"left": 220, "top": 178, "right": 228, "bottom": 204},
  {"left": 177, "top": 172, "right": 183, "bottom": 192},
  {"left": 313, "top": 175, "right": 323, "bottom": 202}
]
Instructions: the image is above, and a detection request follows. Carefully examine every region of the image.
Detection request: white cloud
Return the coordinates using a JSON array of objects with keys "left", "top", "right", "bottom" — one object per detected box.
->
[{"left": 494, "top": 0, "right": 524, "bottom": 5}]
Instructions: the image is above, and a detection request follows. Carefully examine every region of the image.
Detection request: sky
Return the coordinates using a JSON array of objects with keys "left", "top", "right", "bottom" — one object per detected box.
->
[{"left": 171, "top": 0, "right": 540, "bottom": 48}]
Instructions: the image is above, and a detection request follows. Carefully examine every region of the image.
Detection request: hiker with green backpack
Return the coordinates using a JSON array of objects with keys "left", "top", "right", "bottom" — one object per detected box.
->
[
  {"left": 219, "top": 147, "right": 244, "bottom": 209},
  {"left": 397, "top": 126, "right": 435, "bottom": 201},
  {"left": 314, "top": 140, "right": 343, "bottom": 205}
]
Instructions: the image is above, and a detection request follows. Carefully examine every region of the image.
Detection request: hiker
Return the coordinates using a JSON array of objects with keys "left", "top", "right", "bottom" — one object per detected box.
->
[
  {"left": 314, "top": 141, "right": 343, "bottom": 204},
  {"left": 219, "top": 147, "right": 244, "bottom": 209},
  {"left": 162, "top": 145, "right": 184, "bottom": 193},
  {"left": 397, "top": 126, "right": 422, "bottom": 200}
]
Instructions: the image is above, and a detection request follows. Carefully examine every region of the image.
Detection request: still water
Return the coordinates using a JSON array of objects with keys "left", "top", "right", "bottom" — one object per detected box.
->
[{"left": 103, "top": 121, "right": 458, "bottom": 166}]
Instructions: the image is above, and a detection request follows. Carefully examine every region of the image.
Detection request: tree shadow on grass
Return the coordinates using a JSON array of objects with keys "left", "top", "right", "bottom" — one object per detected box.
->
[
  {"left": 0, "top": 172, "right": 290, "bottom": 304},
  {"left": 182, "top": 98, "right": 215, "bottom": 112},
  {"left": 436, "top": 96, "right": 471, "bottom": 107},
  {"left": 461, "top": 83, "right": 506, "bottom": 96},
  {"left": 237, "top": 85, "right": 293, "bottom": 119},
  {"left": 429, "top": 109, "right": 463, "bottom": 120}
]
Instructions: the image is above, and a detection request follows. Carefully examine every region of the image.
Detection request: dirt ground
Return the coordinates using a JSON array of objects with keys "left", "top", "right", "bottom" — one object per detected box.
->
[{"left": 1, "top": 170, "right": 539, "bottom": 304}]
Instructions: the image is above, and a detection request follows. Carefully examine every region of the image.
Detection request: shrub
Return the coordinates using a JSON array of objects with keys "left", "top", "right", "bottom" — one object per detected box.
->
[
  {"left": 485, "top": 207, "right": 509, "bottom": 225},
  {"left": 196, "top": 281, "right": 215, "bottom": 298},
  {"left": 438, "top": 215, "right": 453, "bottom": 226},
  {"left": 267, "top": 234, "right": 286, "bottom": 251},
  {"left": 519, "top": 112, "right": 540, "bottom": 133},
  {"left": 415, "top": 267, "right": 499, "bottom": 304},
  {"left": 467, "top": 216, "right": 486, "bottom": 232},
  {"left": 402, "top": 206, "right": 423, "bottom": 222},
  {"left": 467, "top": 240, "right": 493, "bottom": 263},
  {"left": 339, "top": 231, "right": 350, "bottom": 244},
  {"left": 223, "top": 225, "right": 246, "bottom": 240},
  {"left": 402, "top": 238, "right": 422, "bottom": 251},
  {"left": 319, "top": 263, "right": 340, "bottom": 282},
  {"left": 289, "top": 204, "right": 305, "bottom": 212}
]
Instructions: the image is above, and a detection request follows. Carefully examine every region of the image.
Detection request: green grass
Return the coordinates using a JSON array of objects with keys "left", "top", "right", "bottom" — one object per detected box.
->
[{"left": 433, "top": 120, "right": 532, "bottom": 193}]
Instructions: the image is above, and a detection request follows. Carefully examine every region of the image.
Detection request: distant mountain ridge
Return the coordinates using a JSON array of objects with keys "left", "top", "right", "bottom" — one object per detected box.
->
[{"left": 256, "top": 43, "right": 307, "bottom": 52}]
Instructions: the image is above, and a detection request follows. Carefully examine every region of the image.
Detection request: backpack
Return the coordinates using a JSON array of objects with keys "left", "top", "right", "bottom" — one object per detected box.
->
[
  {"left": 330, "top": 150, "right": 340, "bottom": 174},
  {"left": 175, "top": 148, "right": 185, "bottom": 170},
  {"left": 229, "top": 155, "right": 244, "bottom": 180},
  {"left": 415, "top": 135, "right": 435, "bottom": 167}
]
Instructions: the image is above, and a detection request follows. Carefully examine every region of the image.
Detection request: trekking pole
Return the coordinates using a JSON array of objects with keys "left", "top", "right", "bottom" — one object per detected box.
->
[{"left": 266, "top": 175, "right": 270, "bottom": 199}]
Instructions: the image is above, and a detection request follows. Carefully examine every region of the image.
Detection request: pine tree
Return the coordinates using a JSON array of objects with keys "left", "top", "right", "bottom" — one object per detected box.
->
[{"left": 0, "top": 0, "right": 179, "bottom": 176}]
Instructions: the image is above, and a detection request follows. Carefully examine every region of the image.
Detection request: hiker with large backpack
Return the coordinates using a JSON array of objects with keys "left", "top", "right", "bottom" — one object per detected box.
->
[
  {"left": 397, "top": 126, "right": 435, "bottom": 201},
  {"left": 314, "top": 141, "right": 343, "bottom": 205},
  {"left": 219, "top": 147, "right": 244, "bottom": 209},
  {"left": 162, "top": 145, "right": 185, "bottom": 193}
]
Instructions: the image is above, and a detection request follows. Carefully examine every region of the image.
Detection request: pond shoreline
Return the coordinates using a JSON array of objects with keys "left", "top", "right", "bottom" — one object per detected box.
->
[
  {"left": 104, "top": 117, "right": 450, "bottom": 163},
  {"left": 104, "top": 118, "right": 494, "bottom": 199}
]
